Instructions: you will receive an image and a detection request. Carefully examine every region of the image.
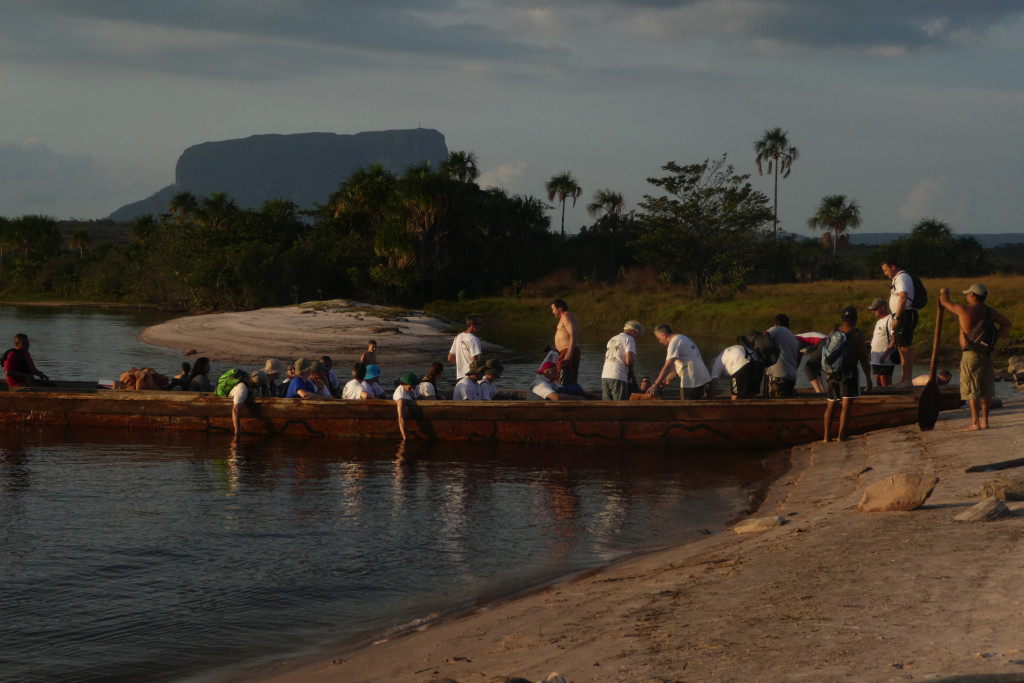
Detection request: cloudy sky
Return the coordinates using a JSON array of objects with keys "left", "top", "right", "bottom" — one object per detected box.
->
[{"left": 4, "top": 1, "right": 1024, "bottom": 237}]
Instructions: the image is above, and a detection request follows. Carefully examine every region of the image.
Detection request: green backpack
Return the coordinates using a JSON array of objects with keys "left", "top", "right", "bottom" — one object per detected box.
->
[{"left": 215, "top": 368, "right": 246, "bottom": 397}]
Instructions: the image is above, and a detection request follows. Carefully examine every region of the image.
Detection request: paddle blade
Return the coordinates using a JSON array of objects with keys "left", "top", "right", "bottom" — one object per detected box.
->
[{"left": 918, "top": 379, "right": 941, "bottom": 431}]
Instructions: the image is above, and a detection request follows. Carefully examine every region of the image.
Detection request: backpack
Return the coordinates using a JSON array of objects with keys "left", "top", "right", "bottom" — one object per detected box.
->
[
  {"left": 909, "top": 274, "right": 928, "bottom": 309},
  {"left": 821, "top": 327, "right": 852, "bottom": 376},
  {"left": 963, "top": 307, "right": 998, "bottom": 357},
  {"left": 738, "top": 331, "right": 780, "bottom": 367},
  {"left": 215, "top": 368, "right": 247, "bottom": 397}
]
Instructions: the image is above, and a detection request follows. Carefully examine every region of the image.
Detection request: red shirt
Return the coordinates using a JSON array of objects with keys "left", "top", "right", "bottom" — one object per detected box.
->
[{"left": 4, "top": 349, "right": 36, "bottom": 387}]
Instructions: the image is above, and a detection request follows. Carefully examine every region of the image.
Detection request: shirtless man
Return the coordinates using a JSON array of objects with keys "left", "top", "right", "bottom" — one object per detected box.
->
[
  {"left": 939, "top": 283, "right": 1012, "bottom": 431},
  {"left": 551, "top": 299, "right": 580, "bottom": 386}
]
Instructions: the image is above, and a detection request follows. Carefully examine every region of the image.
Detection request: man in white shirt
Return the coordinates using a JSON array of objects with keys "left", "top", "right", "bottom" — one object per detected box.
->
[
  {"left": 341, "top": 362, "right": 372, "bottom": 399},
  {"left": 453, "top": 361, "right": 486, "bottom": 401},
  {"left": 647, "top": 324, "right": 711, "bottom": 399},
  {"left": 766, "top": 314, "right": 800, "bottom": 397},
  {"left": 601, "top": 320, "right": 643, "bottom": 401},
  {"left": 529, "top": 361, "right": 585, "bottom": 401},
  {"left": 882, "top": 257, "right": 917, "bottom": 386},
  {"left": 229, "top": 370, "right": 268, "bottom": 435},
  {"left": 447, "top": 315, "right": 483, "bottom": 379},
  {"left": 867, "top": 298, "right": 896, "bottom": 387},
  {"left": 479, "top": 359, "right": 510, "bottom": 400},
  {"left": 709, "top": 345, "right": 762, "bottom": 399}
]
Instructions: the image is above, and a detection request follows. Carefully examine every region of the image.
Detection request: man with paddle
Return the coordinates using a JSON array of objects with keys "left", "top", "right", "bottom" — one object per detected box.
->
[{"left": 939, "top": 283, "right": 1012, "bottom": 431}]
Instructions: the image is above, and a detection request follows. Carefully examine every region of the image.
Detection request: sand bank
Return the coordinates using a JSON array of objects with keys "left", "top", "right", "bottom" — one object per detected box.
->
[
  {"left": 235, "top": 398, "right": 1024, "bottom": 682},
  {"left": 139, "top": 301, "right": 511, "bottom": 366}
]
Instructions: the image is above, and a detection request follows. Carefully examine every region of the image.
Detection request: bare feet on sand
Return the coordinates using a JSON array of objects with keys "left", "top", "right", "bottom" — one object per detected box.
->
[{"left": 961, "top": 423, "right": 989, "bottom": 432}]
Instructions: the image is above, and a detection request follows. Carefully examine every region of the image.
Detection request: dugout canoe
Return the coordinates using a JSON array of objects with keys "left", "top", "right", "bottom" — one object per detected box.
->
[{"left": 0, "top": 384, "right": 963, "bottom": 449}]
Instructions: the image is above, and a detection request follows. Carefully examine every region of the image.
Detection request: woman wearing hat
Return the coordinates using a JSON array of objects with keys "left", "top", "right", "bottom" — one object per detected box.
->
[
  {"left": 285, "top": 358, "right": 321, "bottom": 399},
  {"left": 394, "top": 372, "right": 421, "bottom": 440},
  {"left": 363, "top": 364, "right": 385, "bottom": 398}
]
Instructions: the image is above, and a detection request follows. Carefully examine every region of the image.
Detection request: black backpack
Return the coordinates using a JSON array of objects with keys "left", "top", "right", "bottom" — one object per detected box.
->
[
  {"left": 738, "top": 331, "right": 780, "bottom": 367},
  {"left": 909, "top": 273, "right": 928, "bottom": 309}
]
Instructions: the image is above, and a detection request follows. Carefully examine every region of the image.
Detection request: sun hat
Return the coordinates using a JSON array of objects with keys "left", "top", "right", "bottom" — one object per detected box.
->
[
  {"left": 841, "top": 306, "right": 858, "bottom": 322},
  {"left": 249, "top": 369, "right": 268, "bottom": 385},
  {"left": 483, "top": 359, "right": 505, "bottom": 376},
  {"left": 364, "top": 364, "right": 381, "bottom": 380},
  {"left": 294, "top": 358, "right": 313, "bottom": 374},
  {"left": 866, "top": 298, "right": 886, "bottom": 311},
  {"left": 398, "top": 372, "right": 420, "bottom": 386},
  {"left": 963, "top": 283, "right": 988, "bottom": 297},
  {"left": 466, "top": 360, "right": 487, "bottom": 376},
  {"left": 264, "top": 358, "right": 286, "bottom": 376},
  {"left": 536, "top": 361, "right": 557, "bottom": 374}
]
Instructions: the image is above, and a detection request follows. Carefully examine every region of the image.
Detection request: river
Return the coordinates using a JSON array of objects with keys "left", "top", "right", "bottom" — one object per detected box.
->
[{"left": 0, "top": 305, "right": 786, "bottom": 682}]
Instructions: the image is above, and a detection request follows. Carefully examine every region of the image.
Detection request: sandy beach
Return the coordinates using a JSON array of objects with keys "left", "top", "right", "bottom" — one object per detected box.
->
[
  {"left": 139, "top": 301, "right": 512, "bottom": 366},
  {"left": 232, "top": 398, "right": 1024, "bottom": 682}
]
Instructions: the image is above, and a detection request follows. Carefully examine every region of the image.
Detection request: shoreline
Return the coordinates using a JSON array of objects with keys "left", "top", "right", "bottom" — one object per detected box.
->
[{"left": 233, "top": 398, "right": 1024, "bottom": 682}]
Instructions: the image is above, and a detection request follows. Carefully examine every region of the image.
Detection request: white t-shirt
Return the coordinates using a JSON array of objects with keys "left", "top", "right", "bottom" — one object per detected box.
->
[
  {"left": 453, "top": 376, "right": 482, "bottom": 401},
  {"left": 889, "top": 271, "right": 914, "bottom": 314},
  {"left": 666, "top": 334, "right": 711, "bottom": 388},
  {"left": 393, "top": 385, "right": 415, "bottom": 401},
  {"left": 870, "top": 315, "right": 895, "bottom": 365},
  {"left": 529, "top": 374, "right": 560, "bottom": 400},
  {"left": 479, "top": 377, "right": 500, "bottom": 400},
  {"left": 229, "top": 382, "right": 249, "bottom": 405},
  {"left": 710, "top": 345, "right": 751, "bottom": 378},
  {"left": 766, "top": 326, "right": 800, "bottom": 380},
  {"left": 601, "top": 332, "right": 636, "bottom": 382},
  {"left": 367, "top": 382, "right": 385, "bottom": 399},
  {"left": 449, "top": 332, "right": 482, "bottom": 378},
  {"left": 342, "top": 379, "right": 371, "bottom": 400},
  {"left": 414, "top": 381, "right": 436, "bottom": 399}
]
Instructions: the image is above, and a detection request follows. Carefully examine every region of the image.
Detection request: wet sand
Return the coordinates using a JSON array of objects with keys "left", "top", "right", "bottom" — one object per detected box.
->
[
  {"left": 139, "top": 300, "right": 511, "bottom": 366},
  {"left": 234, "top": 398, "right": 1024, "bottom": 682}
]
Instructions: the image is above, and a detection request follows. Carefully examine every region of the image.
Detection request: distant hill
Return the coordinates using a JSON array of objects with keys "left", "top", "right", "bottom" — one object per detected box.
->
[
  {"left": 847, "top": 232, "right": 1024, "bottom": 248},
  {"left": 108, "top": 129, "right": 449, "bottom": 222}
]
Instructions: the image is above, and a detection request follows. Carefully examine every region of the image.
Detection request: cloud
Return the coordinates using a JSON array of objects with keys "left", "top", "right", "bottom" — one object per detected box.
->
[
  {"left": 479, "top": 162, "right": 526, "bottom": 190},
  {"left": 0, "top": 140, "right": 149, "bottom": 218},
  {"left": 897, "top": 177, "right": 969, "bottom": 226}
]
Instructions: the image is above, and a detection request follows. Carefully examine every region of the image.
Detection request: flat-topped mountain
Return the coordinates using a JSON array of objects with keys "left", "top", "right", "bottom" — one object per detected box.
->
[{"left": 108, "top": 128, "right": 448, "bottom": 222}]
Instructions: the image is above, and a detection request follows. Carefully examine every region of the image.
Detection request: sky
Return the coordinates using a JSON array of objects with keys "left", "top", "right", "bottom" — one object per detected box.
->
[{"left": 3, "top": 1, "right": 1024, "bottom": 238}]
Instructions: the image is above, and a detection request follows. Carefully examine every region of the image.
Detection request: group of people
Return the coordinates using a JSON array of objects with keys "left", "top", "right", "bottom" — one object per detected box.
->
[{"left": 4, "top": 262, "right": 1012, "bottom": 440}]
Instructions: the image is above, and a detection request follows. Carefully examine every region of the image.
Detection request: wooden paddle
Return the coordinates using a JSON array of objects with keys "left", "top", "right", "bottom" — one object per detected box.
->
[{"left": 918, "top": 300, "right": 945, "bottom": 431}]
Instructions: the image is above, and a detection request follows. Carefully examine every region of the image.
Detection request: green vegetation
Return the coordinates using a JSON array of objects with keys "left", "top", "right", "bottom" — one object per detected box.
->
[{"left": 0, "top": 144, "right": 1021, "bottom": 318}]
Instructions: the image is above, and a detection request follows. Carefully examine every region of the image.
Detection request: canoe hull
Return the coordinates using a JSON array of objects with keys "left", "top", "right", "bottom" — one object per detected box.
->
[{"left": 0, "top": 389, "right": 963, "bottom": 449}]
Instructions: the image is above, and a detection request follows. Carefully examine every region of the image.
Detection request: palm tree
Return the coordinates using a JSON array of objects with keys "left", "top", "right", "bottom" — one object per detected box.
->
[
  {"left": 441, "top": 151, "right": 480, "bottom": 184},
  {"left": 807, "top": 194, "right": 861, "bottom": 278},
  {"left": 168, "top": 191, "right": 198, "bottom": 222},
  {"left": 586, "top": 189, "right": 625, "bottom": 220},
  {"left": 545, "top": 171, "right": 582, "bottom": 237},
  {"left": 754, "top": 127, "right": 799, "bottom": 238},
  {"left": 67, "top": 228, "right": 92, "bottom": 259}
]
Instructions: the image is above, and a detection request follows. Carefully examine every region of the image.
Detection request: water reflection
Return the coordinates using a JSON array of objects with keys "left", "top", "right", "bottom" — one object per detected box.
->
[{"left": 0, "top": 428, "right": 783, "bottom": 682}]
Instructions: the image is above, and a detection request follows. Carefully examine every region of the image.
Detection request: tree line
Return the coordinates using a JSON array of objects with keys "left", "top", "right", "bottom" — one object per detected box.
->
[{"left": 0, "top": 145, "right": 1013, "bottom": 312}]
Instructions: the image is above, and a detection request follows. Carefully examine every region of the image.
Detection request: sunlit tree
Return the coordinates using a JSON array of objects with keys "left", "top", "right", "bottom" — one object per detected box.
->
[
  {"left": 807, "top": 194, "right": 861, "bottom": 278},
  {"left": 754, "top": 127, "right": 798, "bottom": 238},
  {"left": 545, "top": 171, "right": 582, "bottom": 237}
]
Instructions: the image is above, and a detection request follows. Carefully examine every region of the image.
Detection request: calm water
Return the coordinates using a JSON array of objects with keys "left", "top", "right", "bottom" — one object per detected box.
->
[{"left": 0, "top": 305, "right": 786, "bottom": 682}]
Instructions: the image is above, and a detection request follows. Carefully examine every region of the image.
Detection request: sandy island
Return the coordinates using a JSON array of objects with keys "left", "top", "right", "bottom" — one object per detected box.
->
[
  {"left": 139, "top": 301, "right": 512, "bottom": 367},
  {"left": 230, "top": 400, "right": 1024, "bottom": 682}
]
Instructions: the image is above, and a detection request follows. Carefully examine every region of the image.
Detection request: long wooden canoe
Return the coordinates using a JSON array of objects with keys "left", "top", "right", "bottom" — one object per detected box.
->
[{"left": 0, "top": 385, "right": 963, "bottom": 449}]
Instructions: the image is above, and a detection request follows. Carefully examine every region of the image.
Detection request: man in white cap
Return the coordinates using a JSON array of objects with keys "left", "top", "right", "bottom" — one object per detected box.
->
[
  {"left": 866, "top": 298, "right": 896, "bottom": 387},
  {"left": 601, "top": 320, "right": 643, "bottom": 400},
  {"left": 939, "top": 283, "right": 1012, "bottom": 431}
]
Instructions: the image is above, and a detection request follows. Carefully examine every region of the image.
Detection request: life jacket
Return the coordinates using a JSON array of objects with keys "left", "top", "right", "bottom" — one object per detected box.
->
[{"left": 215, "top": 369, "right": 247, "bottom": 397}]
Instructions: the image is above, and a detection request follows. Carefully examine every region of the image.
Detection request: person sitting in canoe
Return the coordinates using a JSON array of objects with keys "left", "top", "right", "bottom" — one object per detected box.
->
[
  {"left": 393, "top": 372, "right": 420, "bottom": 441},
  {"left": 480, "top": 359, "right": 515, "bottom": 400},
  {"left": 453, "top": 361, "right": 486, "bottom": 400},
  {"left": 363, "top": 364, "right": 386, "bottom": 398},
  {"left": 342, "top": 362, "right": 372, "bottom": 400},
  {"left": 186, "top": 357, "right": 213, "bottom": 392},
  {"left": 310, "top": 361, "right": 335, "bottom": 398},
  {"left": 168, "top": 362, "right": 191, "bottom": 391},
  {"left": 529, "top": 361, "right": 585, "bottom": 401},
  {"left": 286, "top": 358, "right": 326, "bottom": 399},
  {"left": 256, "top": 358, "right": 286, "bottom": 397},
  {"left": 415, "top": 362, "right": 444, "bottom": 400},
  {"left": 223, "top": 369, "right": 268, "bottom": 435},
  {"left": 3, "top": 333, "right": 51, "bottom": 388}
]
